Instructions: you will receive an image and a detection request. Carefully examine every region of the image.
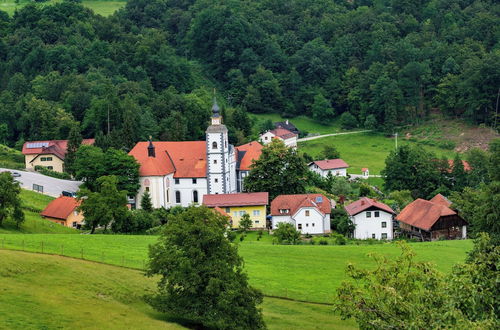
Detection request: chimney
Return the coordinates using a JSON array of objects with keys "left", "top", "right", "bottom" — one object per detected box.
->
[
  {"left": 147, "top": 138, "right": 155, "bottom": 158},
  {"left": 286, "top": 119, "right": 289, "bottom": 125},
  {"left": 361, "top": 200, "right": 365, "bottom": 206}
]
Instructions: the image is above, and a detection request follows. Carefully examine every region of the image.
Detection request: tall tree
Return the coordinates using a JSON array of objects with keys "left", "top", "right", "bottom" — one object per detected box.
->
[
  {"left": 64, "top": 123, "right": 83, "bottom": 176},
  {"left": 0, "top": 172, "right": 24, "bottom": 227},
  {"left": 147, "top": 206, "right": 265, "bottom": 329},
  {"left": 140, "top": 191, "right": 153, "bottom": 212},
  {"left": 451, "top": 154, "right": 467, "bottom": 191}
]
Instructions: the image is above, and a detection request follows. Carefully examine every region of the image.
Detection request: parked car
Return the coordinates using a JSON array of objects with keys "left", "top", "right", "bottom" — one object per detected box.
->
[
  {"left": 11, "top": 172, "right": 21, "bottom": 177},
  {"left": 62, "top": 191, "right": 77, "bottom": 197}
]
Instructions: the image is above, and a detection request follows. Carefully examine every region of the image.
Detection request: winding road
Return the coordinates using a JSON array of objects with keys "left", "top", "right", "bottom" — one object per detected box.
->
[{"left": 297, "top": 130, "right": 372, "bottom": 142}]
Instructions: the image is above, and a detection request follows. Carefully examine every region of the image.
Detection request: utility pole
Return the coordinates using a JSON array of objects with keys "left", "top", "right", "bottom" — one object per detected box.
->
[
  {"left": 494, "top": 87, "right": 499, "bottom": 130},
  {"left": 394, "top": 132, "right": 398, "bottom": 149}
]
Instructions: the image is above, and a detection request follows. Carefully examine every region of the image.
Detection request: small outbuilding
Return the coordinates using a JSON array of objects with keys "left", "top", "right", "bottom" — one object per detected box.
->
[{"left": 41, "top": 196, "right": 83, "bottom": 228}]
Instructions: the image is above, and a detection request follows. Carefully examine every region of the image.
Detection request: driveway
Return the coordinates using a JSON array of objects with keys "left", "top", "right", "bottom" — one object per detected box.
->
[
  {"left": 0, "top": 168, "right": 83, "bottom": 198},
  {"left": 297, "top": 130, "right": 372, "bottom": 142}
]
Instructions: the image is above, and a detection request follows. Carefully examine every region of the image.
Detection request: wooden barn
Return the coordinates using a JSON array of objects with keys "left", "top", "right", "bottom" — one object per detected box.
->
[{"left": 396, "top": 194, "right": 467, "bottom": 241}]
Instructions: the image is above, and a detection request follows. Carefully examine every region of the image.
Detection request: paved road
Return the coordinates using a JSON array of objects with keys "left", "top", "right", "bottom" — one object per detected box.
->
[
  {"left": 297, "top": 130, "right": 372, "bottom": 142},
  {"left": 0, "top": 168, "right": 83, "bottom": 197}
]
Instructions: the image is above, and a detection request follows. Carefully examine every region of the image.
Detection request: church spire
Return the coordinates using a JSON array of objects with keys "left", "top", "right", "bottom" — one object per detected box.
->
[{"left": 211, "top": 89, "right": 222, "bottom": 125}]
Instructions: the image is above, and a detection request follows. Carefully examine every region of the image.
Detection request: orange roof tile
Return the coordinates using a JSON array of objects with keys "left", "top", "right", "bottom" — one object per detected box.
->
[
  {"left": 271, "top": 194, "right": 331, "bottom": 216},
  {"left": 344, "top": 197, "right": 395, "bottom": 216},
  {"left": 22, "top": 139, "right": 95, "bottom": 160},
  {"left": 312, "top": 159, "right": 349, "bottom": 170},
  {"left": 203, "top": 192, "right": 269, "bottom": 207},
  {"left": 396, "top": 198, "right": 457, "bottom": 231},
  {"left": 41, "top": 196, "right": 80, "bottom": 220},
  {"left": 236, "top": 141, "right": 263, "bottom": 171},
  {"left": 213, "top": 206, "right": 232, "bottom": 219},
  {"left": 270, "top": 128, "right": 297, "bottom": 139},
  {"left": 429, "top": 193, "right": 452, "bottom": 207}
]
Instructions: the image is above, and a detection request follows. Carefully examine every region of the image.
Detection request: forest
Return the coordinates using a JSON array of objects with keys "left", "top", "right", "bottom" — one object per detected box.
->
[{"left": 0, "top": 0, "right": 498, "bottom": 149}]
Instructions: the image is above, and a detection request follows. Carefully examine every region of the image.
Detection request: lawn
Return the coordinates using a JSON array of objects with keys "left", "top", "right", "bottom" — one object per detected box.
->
[
  {"left": 0, "top": 249, "right": 356, "bottom": 329},
  {"left": 0, "top": 0, "right": 126, "bottom": 16},
  {"left": 0, "top": 233, "right": 473, "bottom": 304},
  {"left": 251, "top": 113, "right": 342, "bottom": 135},
  {"left": 299, "top": 132, "right": 457, "bottom": 174}
]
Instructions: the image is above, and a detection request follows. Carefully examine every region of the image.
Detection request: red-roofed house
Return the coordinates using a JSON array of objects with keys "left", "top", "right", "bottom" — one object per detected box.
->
[
  {"left": 260, "top": 128, "right": 298, "bottom": 148},
  {"left": 396, "top": 194, "right": 467, "bottom": 241},
  {"left": 271, "top": 194, "right": 331, "bottom": 234},
  {"left": 203, "top": 192, "right": 268, "bottom": 229},
  {"left": 41, "top": 196, "right": 83, "bottom": 228},
  {"left": 309, "top": 159, "right": 349, "bottom": 177},
  {"left": 235, "top": 141, "right": 263, "bottom": 192},
  {"left": 345, "top": 197, "right": 395, "bottom": 240},
  {"left": 129, "top": 99, "right": 262, "bottom": 209},
  {"left": 22, "top": 139, "right": 95, "bottom": 173}
]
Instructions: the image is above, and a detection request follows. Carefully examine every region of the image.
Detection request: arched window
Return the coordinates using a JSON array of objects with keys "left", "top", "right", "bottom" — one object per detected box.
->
[
  {"left": 193, "top": 190, "right": 198, "bottom": 203},
  {"left": 175, "top": 191, "right": 181, "bottom": 204},
  {"left": 212, "top": 141, "right": 218, "bottom": 149}
]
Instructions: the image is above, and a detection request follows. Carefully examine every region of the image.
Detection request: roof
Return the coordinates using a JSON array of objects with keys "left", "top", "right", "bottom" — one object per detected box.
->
[
  {"left": 236, "top": 141, "right": 263, "bottom": 171},
  {"left": 270, "top": 194, "right": 331, "bottom": 216},
  {"left": 447, "top": 159, "right": 472, "bottom": 172},
  {"left": 396, "top": 198, "right": 458, "bottom": 231},
  {"left": 203, "top": 192, "right": 269, "bottom": 207},
  {"left": 129, "top": 141, "right": 206, "bottom": 177},
  {"left": 41, "top": 196, "right": 80, "bottom": 220},
  {"left": 311, "top": 159, "right": 349, "bottom": 170},
  {"left": 269, "top": 128, "right": 297, "bottom": 140},
  {"left": 429, "top": 193, "right": 452, "bottom": 207},
  {"left": 22, "top": 139, "right": 95, "bottom": 160},
  {"left": 275, "top": 120, "right": 299, "bottom": 134},
  {"left": 361, "top": 168, "right": 369, "bottom": 172},
  {"left": 213, "top": 206, "right": 231, "bottom": 219},
  {"left": 344, "top": 197, "right": 395, "bottom": 216}
]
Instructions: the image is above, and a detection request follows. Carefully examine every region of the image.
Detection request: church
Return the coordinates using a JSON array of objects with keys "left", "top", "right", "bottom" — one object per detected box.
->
[{"left": 129, "top": 98, "right": 263, "bottom": 209}]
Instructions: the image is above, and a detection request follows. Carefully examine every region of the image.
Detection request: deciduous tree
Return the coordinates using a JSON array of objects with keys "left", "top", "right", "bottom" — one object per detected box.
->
[{"left": 0, "top": 172, "right": 24, "bottom": 227}]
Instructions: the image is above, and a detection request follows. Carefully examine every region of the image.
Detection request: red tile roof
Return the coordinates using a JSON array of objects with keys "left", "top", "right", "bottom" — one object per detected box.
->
[
  {"left": 203, "top": 192, "right": 269, "bottom": 207},
  {"left": 361, "top": 168, "right": 369, "bottom": 172},
  {"left": 22, "top": 139, "right": 95, "bottom": 160},
  {"left": 344, "top": 197, "right": 395, "bottom": 216},
  {"left": 396, "top": 198, "right": 457, "bottom": 231},
  {"left": 270, "top": 194, "right": 331, "bottom": 216},
  {"left": 447, "top": 159, "right": 472, "bottom": 172},
  {"left": 129, "top": 141, "right": 206, "bottom": 177},
  {"left": 270, "top": 128, "right": 297, "bottom": 140},
  {"left": 429, "top": 193, "right": 452, "bottom": 207},
  {"left": 236, "top": 141, "right": 263, "bottom": 171},
  {"left": 213, "top": 206, "right": 232, "bottom": 219},
  {"left": 312, "top": 159, "right": 349, "bottom": 170},
  {"left": 41, "top": 196, "right": 80, "bottom": 220}
]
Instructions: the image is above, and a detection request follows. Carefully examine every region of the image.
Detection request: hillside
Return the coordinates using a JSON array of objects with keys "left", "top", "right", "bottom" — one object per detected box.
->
[
  {"left": 0, "top": 250, "right": 356, "bottom": 329},
  {"left": 0, "top": 144, "right": 24, "bottom": 169},
  {"left": 0, "top": 0, "right": 125, "bottom": 16}
]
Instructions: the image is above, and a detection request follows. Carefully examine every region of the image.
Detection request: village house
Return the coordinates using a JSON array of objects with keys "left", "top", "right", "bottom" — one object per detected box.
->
[
  {"left": 309, "top": 159, "right": 349, "bottom": 177},
  {"left": 260, "top": 128, "right": 298, "bottom": 148},
  {"left": 129, "top": 99, "right": 262, "bottom": 209},
  {"left": 274, "top": 120, "right": 300, "bottom": 135},
  {"left": 344, "top": 197, "right": 395, "bottom": 240},
  {"left": 203, "top": 192, "right": 268, "bottom": 229},
  {"left": 396, "top": 193, "right": 468, "bottom": 241},
  {"left": 361, "top": 168, "right": 369, "bottom": 178},
  {"left": 271, "top": 194, "right": 331, "bottom": 234},
  {"left": 40, "top": 196, "right": 84, "bottom": 228},
  {"left": 22, "top": 139, "right": 95, "bottom": 173}
]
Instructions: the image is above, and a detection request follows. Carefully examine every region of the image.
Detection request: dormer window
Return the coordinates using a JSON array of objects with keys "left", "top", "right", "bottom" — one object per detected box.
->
[
  {"left": 279, "top": 209, "right": 289, "bottom": 214},
  {"left": 212, "top": 141, "right": 218, "bottom": 149}
]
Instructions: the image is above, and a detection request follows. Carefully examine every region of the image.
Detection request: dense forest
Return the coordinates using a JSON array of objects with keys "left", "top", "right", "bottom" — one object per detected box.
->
[{"left": 0, "top": 0, "right": 498, "bottom": 149}]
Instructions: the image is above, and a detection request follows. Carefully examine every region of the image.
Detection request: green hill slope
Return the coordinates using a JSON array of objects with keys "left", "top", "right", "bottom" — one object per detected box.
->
[{"left": 0, "top": 144, "right": 24, "bottom": 170}]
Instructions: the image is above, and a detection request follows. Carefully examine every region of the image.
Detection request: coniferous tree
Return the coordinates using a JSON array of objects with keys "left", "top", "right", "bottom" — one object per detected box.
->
[
  {"left": 65, "top": 123, "right": 83, "bottom": 175},
  {"left": 141, "top": 191, "right": 153, "bottom": 211},
  {"left": 451, "top": 154, "right": 467, "bottom": 192}
]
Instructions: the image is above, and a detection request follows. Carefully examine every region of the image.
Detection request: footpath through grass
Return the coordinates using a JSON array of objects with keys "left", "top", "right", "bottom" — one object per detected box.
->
[
  {"left": 0, "top": 249, "right": 356, "bottom": 329},
  {"left": 0, "top": 232, "right": 472, "bottom": 304},
  {"left": 0, "top": 0, "right": 126, "bottom": 16}
]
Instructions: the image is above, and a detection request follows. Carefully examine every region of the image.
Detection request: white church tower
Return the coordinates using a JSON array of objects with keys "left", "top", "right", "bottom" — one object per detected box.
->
[{"left": 206, "top": 96, "right": 235, "bottom": 194}]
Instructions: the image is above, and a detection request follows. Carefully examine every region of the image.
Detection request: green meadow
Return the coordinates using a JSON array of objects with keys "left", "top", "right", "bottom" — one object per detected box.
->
[
  {"left": 0, "top": 0, "right": 126, "bottom": 16},
  {"left": 251, "top": 113, "right": 342, "bottom": 135}
]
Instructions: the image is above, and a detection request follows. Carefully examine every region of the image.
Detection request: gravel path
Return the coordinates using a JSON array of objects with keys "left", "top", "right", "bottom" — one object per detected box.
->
[{"left": 297, "top": 130, "right": 372, "bottom": 142}]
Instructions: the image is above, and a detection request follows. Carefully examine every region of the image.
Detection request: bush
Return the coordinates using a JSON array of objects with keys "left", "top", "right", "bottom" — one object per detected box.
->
[
  {"left": 340, "top": 112, "right": 358, "bottom": 130},
  {"left": 273, "top": 222, "right": 301, "bottom": 245},
  {"left": 227, "top": 230, "right": 236, "bottom": 242},
  {"left": 332, "top": 233, "right": 347, "bottom": 245},
  {"left": 34, "top": 165, "right": 72, "bottom": 180},
  {"left": 318, "top": 239, "right": 328, "bottom": 245}
]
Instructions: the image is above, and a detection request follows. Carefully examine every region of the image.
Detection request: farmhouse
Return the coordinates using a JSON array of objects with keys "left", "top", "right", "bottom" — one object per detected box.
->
[
  {"left": 41, "top": 196, "right": 83, "bottom": 228},
  {"left": 396, "top": 194, "right": 467, "bottom": 241},
  {"left": 271, "top": 194, "right": 331, "bottom": 234},
  {"left": 274, "top": 119, "right": 300, "bottom": 135},
  {"left": 129, "top": 99, "right": 262, "bottom": 209},
  {"left": 345, "top": 197, "right": 395, "bottom": 240},
  {"left": 260, "top": 128, "right": 298, "bottom": 148},
  {"left": 309, "top": 159, "right": 349, "bottom": 177},
  {"left": 22, "top": 139, "right": 95, "bottom": 173},
  {"left": 203, "top": 192, "right": 268, "bottom": 229}
]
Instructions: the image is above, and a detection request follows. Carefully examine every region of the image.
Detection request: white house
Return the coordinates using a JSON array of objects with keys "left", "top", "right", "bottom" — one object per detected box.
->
[
  {"left": 260, "top": 128, "right": 298, "bottom": 148},
  {"left": 344, "top": 197, "right": 395, "bottom": 240},
  {"left": 309, "top": 159, "right": 349, "bottom": 177},
  {"left": 361, "top": 168, "right": 369, "bottom": 178},
  {"left": 129, "top": 98, "right": 262, "bottom": 209},
  {"left": 271, "top": 194, "right": 331, "bottom": 234}
]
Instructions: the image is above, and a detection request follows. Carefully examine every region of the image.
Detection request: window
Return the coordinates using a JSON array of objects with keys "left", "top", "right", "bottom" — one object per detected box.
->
[
  {"left": 233, "top": 212, "right": 238, "bottom": 217},
  {"left": 255, "top": 220, "right": 259, "bottom": 224},
  {"left": 213, "top": 159, "right": 217, "bottom": 164},
  {"left": 306, "top": 223, "right": 309, "bottom": 227},
  {"left": 315, "top": 196, "right": 323, "bottom": 203},
  {"left": 381, "top": 221, "right": 387, "bottom": 228},
  {"left": 166, "top": 188, "right": 169, "bottom": 203},
  {"left": 366, "top": 211, "right": 372, "bottom": 218},
  {"left": 239, "top": 211, "right": 245, "bottom": 216},
  {"left": 298, "top": 224, "right": 302, "bottom": 230},
  {"left": 381, "top": 233, "right": 388, "bottom": 239},
  {"left": 145, "top": 187, "right": 150, "bottom": 192},
  {"left": 225, "top": 207, "right": 230, "bottom": 213},
  {"left": 312, "top": 223, "right": 315, "bottom": 227},
  {"left": 372, "top": 233, "right": 376, "bottom": 239},
  {"left": 280, "top": 209, "right": 289, "bottom": 214},
  {"left": 374, "top": 211, "right": 380, "bottom": 217},
  {"left": 253, "top": 210, "right": 260, "bottom": 216},
  {"left": 192, "top": 178, "right": 197, "bottom": 184},
  {"left": 175, "top": 191, "right": 181, "bottom": 204},
  {"left": 72, "top": 222, "right": 77, "bottom": 228},
  {"left": 40, "top": 157, "right": 53, "bottom": 162},
  {"left": 175, "top": 179, "right": 180, "bottom": 184},
  {"left": 212, "top": 141, "right": 217, "bottom": 149},
  {"left": 193, "top": 190, "right": 198, "bottom": 203},
  {"left": 215, "top": 178, "right": 218, "bottom": 183},
  {"left": 305, "top": 210, "right": 310, "bottom": 216},
  {"left": 264, "top": 136, "right": 268, "bottom": 140},
  {"left": 47, "top": 166, "right": 53, "bottom": 170}
]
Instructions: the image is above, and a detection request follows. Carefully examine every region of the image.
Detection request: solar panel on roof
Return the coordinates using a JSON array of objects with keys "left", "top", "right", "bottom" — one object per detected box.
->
[
  {"left": 316, "top": 196, "right": 323, "bottom": 203},
  {"left": 27, "top": 142, "right": 49, "bottom": 148}
]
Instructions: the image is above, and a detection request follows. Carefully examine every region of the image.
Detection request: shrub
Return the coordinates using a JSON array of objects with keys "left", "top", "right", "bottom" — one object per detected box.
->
[
  {"left": 226, "top": 230, "right": 236, "bottom": 242},
  {"left": 273, "top": 222, "right": 301, "bottom": 245},
  {"left": 34, "top": 165, "right": 72, "bottom": 180},
  {"left": 340, "top": 112, "right": 358, "bottom": 130},
  {"left": 318, "top": 239, "right": 328, "bottom": 245}
]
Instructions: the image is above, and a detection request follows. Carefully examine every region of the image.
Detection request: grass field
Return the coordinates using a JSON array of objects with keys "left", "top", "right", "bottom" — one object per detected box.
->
[
  {"left": 0, "top": 0, "right": 126, "bottom": 16},
  {"left": 0, "top": 249, "right": 356, "bottom": 329},
  {"left": 0, "top": 144, "right": 24, "bottom": 170},
  {"left": 0, "top": 233, "right": 473, "bottom": 303},
  {"left": 299, "top": 132, "right": 456, "bottom": 174},
  {"left": 251, "top": 113, "right": 342, "bottom": 135}
]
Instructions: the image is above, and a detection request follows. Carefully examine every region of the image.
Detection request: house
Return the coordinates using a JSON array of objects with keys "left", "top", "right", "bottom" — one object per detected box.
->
[
  {"left": 213, "top": 206, "right": 232, "bottom": 222},
  {"left": 271, "top": 194, "right": 331, "bottom": 234},
  {"left": 396, "top": 194, "right": 467, "bottom": 241},
  {"left": 40, "top": 196, "right": 83, "bottom": 228},
  {"left": 361, "top": 168, "right": 369, "bottom": 178},
  {"left": 235, "top": 141, "right": 263, "bottom": 192},
  {"left": 309, "top": 159, "right": 349, "bottom": 177},
  {"left": 22, "top": 139, "right": 95, "bottom": 173},
  {"left": 203, "top": 192, "right": 268, "bottom": 229},
  {"left": 344, "top": 197, "right": 395, "bottom": 240},
  {"left": 129, "top": 99, "right": 262, "bottom": 209},
  {"left": 260, "top": 128, "right": 298, "bottom": 148},
  {"left": 274, "top": 120, "right": 299, "bottom": 135}
]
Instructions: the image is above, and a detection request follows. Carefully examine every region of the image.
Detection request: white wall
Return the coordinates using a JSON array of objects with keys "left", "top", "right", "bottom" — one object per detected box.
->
[
  {"left": 136, "top": 175, "right": 167, "bottom": 209},
  {"left": 283, "top": 136, "right": 298, "bottom": 148},
  {"left": 272, "top": 215, "right": 294, "bottom": 229},
  {"left": 293, "top": 208, "right": 326, "bottom": 234},
  {"left": 260, "top": 131, "right": 275, "bottom": 145},
  {"left": 171, "top": 177, "right": 208, "bottom": 208},
  {"left": 308, "top": 164, "right": 347, "bottom": 177},
  {"left": 352, "top": 210, "right": 393, "bottom": 240}
]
